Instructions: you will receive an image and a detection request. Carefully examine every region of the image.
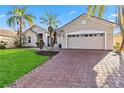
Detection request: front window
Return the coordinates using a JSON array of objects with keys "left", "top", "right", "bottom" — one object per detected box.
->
[{"left": 28, "top": 36, "right": 31, "bottom": 43}]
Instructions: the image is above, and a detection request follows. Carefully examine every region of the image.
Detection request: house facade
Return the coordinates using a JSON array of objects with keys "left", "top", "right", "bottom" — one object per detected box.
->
[
  {"left": 0, "top": 14, "right": 117, "bottom": 50},
  {"left": 57, "top": 14, "right": 117, "bottom": 50},
  {"left": 113, "top": 32, "right": 121, "bottom": 45},
  {"left": 0, "top": 29, "right": 17, "bottom": 48},
  {"left": 22, "top": 25, "right": 49, "bottom": 47},
  {"left": 113, "top": 32, "right": 124, "bottom": 50}
]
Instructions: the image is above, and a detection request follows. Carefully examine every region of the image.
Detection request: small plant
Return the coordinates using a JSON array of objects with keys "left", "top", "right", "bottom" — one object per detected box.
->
[
  {"left": 36, "top": 41, "right": 40, "bottom": 48},
  {"left": 36, "top": 39, "right": 44, "bottom": 50},
  {"left": 0, "top": 41, "right": 7, "bottom": 49},
  {"left": 113, "top": 42, "right": 120, "bottom": 53},
  {"left": 14, "top": 40, "right": 19, "bottom": 48}
]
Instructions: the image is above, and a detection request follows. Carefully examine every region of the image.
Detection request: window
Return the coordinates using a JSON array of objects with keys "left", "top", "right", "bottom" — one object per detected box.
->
[
  {"left": 39, "top": 34, "right": 43, "bottom": 38},
  {"left": 82, "top": 20, "right": 87, "bottom": 24},
  {"left": 76, "top": 34, "right": 79, "bottom": 37},
  {"left": 68, "top": 35, "right": 71, "bottom": 37},
  {"left": 72, "top": 35, "right": 75, "bottom": 37},
  {"left": 28, "top": 37, "right": 31, "bottom": 43},
  {"left": 101, "top": 33, "right": 104, "bottom": 36},
  {"left": 81, "top": 34, "right": 84, "bottom": 37},
  {"left": 85, "top": 34, "right": 88, "bottom": 37},
  {"left": 94, "top": 34, "right": 97, "bottom": 37},
  {"left": 89, "top": 34, "right": 93, "bottom": 37}
]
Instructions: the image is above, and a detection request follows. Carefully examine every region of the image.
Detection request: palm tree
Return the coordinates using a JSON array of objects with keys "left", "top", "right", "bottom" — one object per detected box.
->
[
  {"left": 118, "top": 5, "right": 124, "bottom": 51},
  {"left": 40, "top": 11, "right": 60, "bottom": 48},
  {"left": 7, "top": 6, "right": 36, "bottom": 47},
  {"left": 87, "top": 5, "right": 105, "bottom": 18}
]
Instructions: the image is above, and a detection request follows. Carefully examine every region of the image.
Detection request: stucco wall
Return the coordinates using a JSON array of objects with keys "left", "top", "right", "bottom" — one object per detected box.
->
[
  {"left": 57, "top": 15, "right": 114, "bottom": 50},
  {"left": 23, "top": 29, "right": 48, "bottom": 47}
]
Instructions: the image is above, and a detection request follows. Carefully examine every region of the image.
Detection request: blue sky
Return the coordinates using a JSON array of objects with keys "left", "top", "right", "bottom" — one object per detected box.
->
[{"left": 0, "top": 5, "right": 119, "bottom": 33}]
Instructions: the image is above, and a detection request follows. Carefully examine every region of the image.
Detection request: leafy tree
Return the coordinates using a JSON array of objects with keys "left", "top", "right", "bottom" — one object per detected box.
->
[{"left": 7, "top": 7, "right": 36, "bottom": 47}]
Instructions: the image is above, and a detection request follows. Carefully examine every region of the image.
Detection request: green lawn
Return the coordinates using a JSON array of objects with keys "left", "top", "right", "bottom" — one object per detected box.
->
[{"left": 0, "top": 49, "right": 49, "bottom": 88}]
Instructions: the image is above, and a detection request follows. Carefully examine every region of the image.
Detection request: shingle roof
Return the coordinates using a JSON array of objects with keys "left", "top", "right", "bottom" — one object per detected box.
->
[
  {"left": 113, "top": 32, "right": 121, "bottom": 37},
  {"left": 0, "top": 29, "right": 17, "bottom": 37},
  {"left": 23, "top": 25, "right": 47, "bottom": 34}
]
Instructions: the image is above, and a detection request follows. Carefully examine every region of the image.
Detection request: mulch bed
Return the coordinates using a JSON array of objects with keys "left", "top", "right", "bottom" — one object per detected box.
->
[{"left": 36, "top": 51, "right": 59, "bottom": 57}]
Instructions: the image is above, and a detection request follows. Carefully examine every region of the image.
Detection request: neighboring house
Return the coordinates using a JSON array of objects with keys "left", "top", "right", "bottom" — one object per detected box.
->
[
  {"left": 113, "top": 32, "right": 124, "bottom": 50},
  {"left": 57, "top": 14, "right": 117, "bottom": 50},
  {"left": 0, "top": 29, "right": 17, "bottom": 48},
  {"left": 113, "top": 32, "right": 122, "bottom": 45},
  {"left": 22, "top": 25, "right": 49, "bottom": 47}
]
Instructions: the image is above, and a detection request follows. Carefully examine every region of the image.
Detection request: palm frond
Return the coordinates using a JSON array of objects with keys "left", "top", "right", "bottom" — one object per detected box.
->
[
  {"left": 7, "top": 16, "right": 19, "bottom": 27},
  {"left": 40, "top": 17, "right": 49, "bottom": 25},
  {"left": 40, "top": 11, "right": 60, "bottom": 28},
  {"left": 21, "top": 7, "right": 27, "bottom": 15},
  {"left": 93, "top": 5, "right": 98, "bottom": 16},
  {"left": 23, "top": 14, "right": 36, "bottom": 26},
  {"left": 98, "top": 5, "right": 105, "bottom": 18},
  {"left": 87, "top": 5, "right": 93, "bottom": 16}
]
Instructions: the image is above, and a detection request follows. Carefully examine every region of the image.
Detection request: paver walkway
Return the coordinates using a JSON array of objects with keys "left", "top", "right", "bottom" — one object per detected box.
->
[{"left": 10, "top": 49, "right": 124, "bottom": 88}]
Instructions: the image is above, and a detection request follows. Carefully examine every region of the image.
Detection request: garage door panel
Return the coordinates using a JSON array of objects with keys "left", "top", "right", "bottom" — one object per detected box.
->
[{"left": 67, "top": 33, "right": 105, "bottom": 49}]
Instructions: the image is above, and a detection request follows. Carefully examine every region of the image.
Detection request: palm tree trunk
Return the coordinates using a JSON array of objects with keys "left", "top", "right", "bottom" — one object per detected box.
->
[
  {"left": 19, "top": 18, "right": 23, "bottom": 47},
  {"left": 120, "top": 36, "right": 124, "bottom": 50},
  {"left": 118, "top": 5, "right": 124, "bottom": 51},
  {"left": 50, "top": 33, "right": 53, "bottom": 49}
]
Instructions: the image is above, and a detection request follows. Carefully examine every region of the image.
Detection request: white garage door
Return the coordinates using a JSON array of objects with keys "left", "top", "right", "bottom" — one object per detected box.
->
[{"left": 67, "top": 33, "right": 105, "bottom": 49}]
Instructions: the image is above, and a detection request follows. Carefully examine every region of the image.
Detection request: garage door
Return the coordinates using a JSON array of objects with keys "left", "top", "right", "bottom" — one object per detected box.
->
[{"left": 67, "top": 33, "right": 105, "bottom": 49}]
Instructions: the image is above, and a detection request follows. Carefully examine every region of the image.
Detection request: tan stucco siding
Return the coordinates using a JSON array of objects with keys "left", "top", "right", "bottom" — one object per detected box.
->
[
  {"left": 113, "top": 33, "right": 122, "bottom": 45},
  {"left": 23, "top": 30, "right": 37, "bottom": 47},
  {"left": 58, "top": 16, "right": 113, "bottom": 50},
  {"left": 23, "top": 29, "right": 48, "bottom": 47}
]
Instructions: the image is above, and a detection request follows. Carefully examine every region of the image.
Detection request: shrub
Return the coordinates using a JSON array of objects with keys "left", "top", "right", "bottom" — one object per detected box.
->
[
  {"left": 14, "top": 40, "right": 19, "bottom": 48},
  {"left": 113, "top": 42, "right": 120, "bottom": 53},
  {"left": 36, "top": 41, "right": 40, "bottom": 48},
  {"left": 0, "top": 41, "right": 7, "bottom": 49},
  {"left": 36, "top": 39, "right": 44, "bottom": 49}
]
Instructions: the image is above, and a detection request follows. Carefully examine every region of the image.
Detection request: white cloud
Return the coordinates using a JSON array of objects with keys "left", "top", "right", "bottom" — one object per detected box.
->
[
  {"left": 69, "top": 10, "right": 77, "bottom": 14},
  {"left": 0, "top": 14, "right": 6, "bottom": 18},
  {"left": 108, "top": 13, "right": 118, "bottom": 18}
]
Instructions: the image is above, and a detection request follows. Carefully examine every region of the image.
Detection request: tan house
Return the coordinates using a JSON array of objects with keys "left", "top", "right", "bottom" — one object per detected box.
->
[
  {"left": 0, "top": 14, "right": 117, "bottom": 50},
  {"left": 0, "top": 29, "right": 17, "bottom": 48},
  {"left": 57, "top": 14, "right": 117, "bottom": 50},
  {"left": 113, "top": 32, "right": 122, "bottom": 45}
]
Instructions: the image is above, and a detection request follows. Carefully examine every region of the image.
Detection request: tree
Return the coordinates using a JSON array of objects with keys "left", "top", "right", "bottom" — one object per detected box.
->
[
  {"left": 7, "top": 6, "right": 36, "bottom": 47},
  {"left": 118, "top": 5, "right": 124, "bottom": 51},
  {"left": 87, "top": 5, "right": 124, "bottom": 51},
  {"left": 40, "top": 11, "right": 60, "bottom": 48},
  {"left": 87, "top": 5, "right": 105, "bottom": 18}
]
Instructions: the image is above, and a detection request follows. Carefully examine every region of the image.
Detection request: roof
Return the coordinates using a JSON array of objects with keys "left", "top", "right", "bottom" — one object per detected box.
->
[
  {"left": 113, "top": 32, "right": 121, "bottom": 37},
  {"left": 0, "top": 29, "right": 17, "bottom": 37},
  {"left": 58, "top": 14, "right": 117, "bottom": 30},
  {"left": 23, "top": 25, "right": 47, "bottom": 34}
]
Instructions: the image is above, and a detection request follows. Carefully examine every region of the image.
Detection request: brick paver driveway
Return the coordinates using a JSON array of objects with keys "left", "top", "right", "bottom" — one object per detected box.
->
[{"left": 10, "top": 49, "right": 124, "bottom": 88}]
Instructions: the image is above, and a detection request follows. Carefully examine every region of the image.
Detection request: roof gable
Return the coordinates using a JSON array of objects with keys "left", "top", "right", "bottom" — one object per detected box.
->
[
  {"left": 58, "top": 14, "right": 117, "bottom": 31},
  {"left": 23, "top": 25, "right": 47, "bottom": 34}
]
